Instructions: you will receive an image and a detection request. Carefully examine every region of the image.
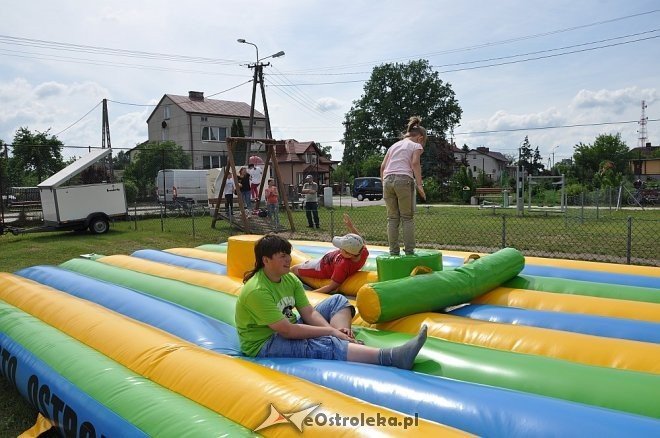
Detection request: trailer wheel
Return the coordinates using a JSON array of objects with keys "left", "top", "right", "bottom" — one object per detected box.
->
[{"left": 89, "top": 217, "right": 109, "bottom": 234}]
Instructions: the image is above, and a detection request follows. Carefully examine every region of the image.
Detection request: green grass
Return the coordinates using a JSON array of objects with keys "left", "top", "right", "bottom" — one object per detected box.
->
[{"left": 0, "top": 205, "right": 658, "bottom": 433}]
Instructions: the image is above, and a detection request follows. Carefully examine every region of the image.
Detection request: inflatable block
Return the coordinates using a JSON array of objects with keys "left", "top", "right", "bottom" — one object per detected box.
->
[
  {"left": 376, "top": 250, "right": 443, "bottom": 282},
  {"left": 225, "top": 234, "right": 262, "bottom": 279},
  {"left": 358, "top": 248, "right": 524, "bottom": 323}
]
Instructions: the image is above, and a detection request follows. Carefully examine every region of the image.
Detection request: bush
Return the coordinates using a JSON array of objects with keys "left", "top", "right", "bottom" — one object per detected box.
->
[{"left": 123, "top": 179, "right": 138, "bottom": 204}]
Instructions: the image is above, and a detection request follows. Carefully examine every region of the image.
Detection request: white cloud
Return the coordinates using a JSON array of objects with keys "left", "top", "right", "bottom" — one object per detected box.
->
[
  {"left": 570, "top": 87, "right": 659, "bottom": 113},
  {"left": 315, "top": 97, "right": 342, "bottom": 112}
]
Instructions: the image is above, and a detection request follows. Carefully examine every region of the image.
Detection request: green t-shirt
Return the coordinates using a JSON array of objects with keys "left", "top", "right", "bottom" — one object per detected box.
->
[{"left": 235, "top": 269, "right": 311, "bottom": 357}]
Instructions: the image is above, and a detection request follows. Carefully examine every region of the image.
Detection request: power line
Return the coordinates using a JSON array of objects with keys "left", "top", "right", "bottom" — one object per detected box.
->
[
  {"left": 269, "top": 33, "right": 660, "bottom": 86},
  {"left": 53, "top": 101, "right": 102, "bottom": 136},
  {"left": 284, "top": 9, "right": 660, "bottom": 73}
]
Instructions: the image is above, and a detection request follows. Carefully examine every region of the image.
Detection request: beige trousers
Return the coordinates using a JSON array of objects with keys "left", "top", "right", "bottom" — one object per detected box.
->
[{"left": 383, "top": 174, "right": 416, "bottom": 255}]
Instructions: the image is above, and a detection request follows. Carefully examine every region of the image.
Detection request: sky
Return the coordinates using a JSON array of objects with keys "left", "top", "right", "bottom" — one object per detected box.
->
[{"left": 1, "top": 0, "right": 658, "bottom": 167}]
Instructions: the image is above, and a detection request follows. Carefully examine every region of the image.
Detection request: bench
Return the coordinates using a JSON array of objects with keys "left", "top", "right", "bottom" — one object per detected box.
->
[{"left": 475, "top": 188, "right": 505, "bottom": 202}]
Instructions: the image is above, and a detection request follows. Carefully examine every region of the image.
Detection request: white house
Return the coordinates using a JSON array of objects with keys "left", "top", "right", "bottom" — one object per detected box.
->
[
  {"left": 459, "top": 147, "right": 510, "bottom": 182},
  {"left": 146, "top": 91, "right": 266, "bottom": 169}
]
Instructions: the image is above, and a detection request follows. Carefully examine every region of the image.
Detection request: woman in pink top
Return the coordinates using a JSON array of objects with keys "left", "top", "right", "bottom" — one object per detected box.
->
[{"left": 380, "top": 116, "right": 427, "bottom": 256}]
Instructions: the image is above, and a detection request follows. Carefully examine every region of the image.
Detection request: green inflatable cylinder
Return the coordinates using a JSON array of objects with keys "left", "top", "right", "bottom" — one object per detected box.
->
[
  {"left": 357, "top": 247, "right": 524, "bottom": 323},
  {"left": 376, "top": 250, "right": 443, "bottom": 282}
]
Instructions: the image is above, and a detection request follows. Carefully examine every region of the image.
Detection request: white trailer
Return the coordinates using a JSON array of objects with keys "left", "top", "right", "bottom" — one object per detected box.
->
[{"left": 27, "top": 149, "right": 126, "bottom": 234}]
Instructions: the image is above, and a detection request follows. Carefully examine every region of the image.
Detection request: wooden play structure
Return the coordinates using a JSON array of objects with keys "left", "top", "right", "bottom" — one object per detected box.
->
[{"left": 210, "top": 137, "right": 295, "bottom": 232}]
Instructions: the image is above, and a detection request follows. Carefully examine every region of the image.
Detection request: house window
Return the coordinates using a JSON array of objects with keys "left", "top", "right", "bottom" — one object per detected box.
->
[
  {"left": 202, "top": 155, "right": 221, "bottom": 169},
  {"left": 163, "top": 105, "right": 171, "bottom": 120},
  {"left": 473, "top": 166, "right": 477, "bottom": 172},
  {"left": 304, "top": 153, "right": 317, "bottom": 164},
  {"left": 201, "top": 126, "right": 227, "bottom": 142},
  {"left": 201, "top": 116, "right": 208, "bottom": 122}
]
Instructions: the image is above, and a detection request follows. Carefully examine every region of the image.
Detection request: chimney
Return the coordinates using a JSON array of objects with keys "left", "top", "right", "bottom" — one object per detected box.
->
[{"left": 188, "top": 91, "right": 204, "bottom": 101}]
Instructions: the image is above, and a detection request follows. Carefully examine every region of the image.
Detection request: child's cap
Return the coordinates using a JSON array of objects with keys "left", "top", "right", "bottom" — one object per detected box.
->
[{"left": 332, "top": 233, "right": 364, "bottom": 256}]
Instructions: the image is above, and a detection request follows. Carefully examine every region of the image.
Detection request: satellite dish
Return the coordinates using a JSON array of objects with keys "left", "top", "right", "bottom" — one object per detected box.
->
[{"left": 161, "top": 121, "right": 168, "bottom": 128}]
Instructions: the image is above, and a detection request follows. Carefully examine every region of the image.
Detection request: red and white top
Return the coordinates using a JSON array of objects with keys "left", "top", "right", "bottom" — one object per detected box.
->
[{"left": 297, "top": 247, "right": 369, "bottom": 284}]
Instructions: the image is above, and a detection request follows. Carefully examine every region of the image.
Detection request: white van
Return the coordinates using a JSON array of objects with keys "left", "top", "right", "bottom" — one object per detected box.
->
[{"left": 156, "top": 169, "right": 208, "bottom": 204}]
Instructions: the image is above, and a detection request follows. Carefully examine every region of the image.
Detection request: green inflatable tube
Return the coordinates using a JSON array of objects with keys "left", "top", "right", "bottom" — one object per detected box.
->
[
  {"left": 358, "top": 247, "right": 525, "bottom": 323},
  {"left": 63, "top": 258, "right": 659, "bottom": 418},
  {"left": 60, "top": 259, "right": 237, "bottom": 323},
  {"left": 0, "top": 302, "right": 253, "bottom": 436},
  {"left": 505, "top": 274, "right": 660, "bottom": 304},
  {"left": 356, "top": 328, "right": 660, "bottom": 419}
]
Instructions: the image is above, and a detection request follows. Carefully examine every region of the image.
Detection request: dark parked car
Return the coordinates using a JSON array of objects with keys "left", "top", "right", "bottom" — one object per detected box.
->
[{"left": 352, "top": 177, "right": 383, "bottom": 201}]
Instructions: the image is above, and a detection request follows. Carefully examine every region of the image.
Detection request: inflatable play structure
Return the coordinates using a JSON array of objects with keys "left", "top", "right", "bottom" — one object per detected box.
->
[{"left": 1, "top": 235, "right": 659, "bottom": 436}]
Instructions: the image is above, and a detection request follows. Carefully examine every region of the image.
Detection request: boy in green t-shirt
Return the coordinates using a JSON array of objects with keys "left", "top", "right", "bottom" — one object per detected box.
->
[{"left": 235, "top": 234, "right": 427, "bottom": 369}]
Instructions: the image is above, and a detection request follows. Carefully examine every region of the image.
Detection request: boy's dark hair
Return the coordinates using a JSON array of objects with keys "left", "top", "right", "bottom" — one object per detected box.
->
[{"left": 243, "top": 234, "right": 292, "bottom": 283}]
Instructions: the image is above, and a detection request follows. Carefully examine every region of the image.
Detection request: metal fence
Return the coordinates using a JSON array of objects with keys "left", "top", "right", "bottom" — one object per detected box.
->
[{"left": 101, "top": 199, "right": 660, "bottom": 266}]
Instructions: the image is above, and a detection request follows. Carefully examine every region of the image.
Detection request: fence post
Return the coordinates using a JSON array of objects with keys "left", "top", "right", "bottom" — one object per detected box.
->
[
  {"left": 626, "top": 216, "right": 632, "bottom": 264},
  {"left": 595, "top": 188, "right": 599, "bottom": 220},
  {"left": 580, "top": 192, "right": 584, "bottom": 224},
  {"left": 192, "top": 208, "right": 196, "bottom": 239},
  {"left": 329, "top": 209, "right": 334, "bottom": 239},
  {"left": 133, "top": 202, "right": 137, "bottom": 231},
  {"left": 501, "top": 214, "right": 506, "bottom": 248}
]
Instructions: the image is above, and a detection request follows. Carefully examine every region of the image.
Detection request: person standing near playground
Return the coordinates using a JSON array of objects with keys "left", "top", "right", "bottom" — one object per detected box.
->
[
  {"left": 223, "top": 171, "right": 236, "bottom": 218},
  {"left": 265, "top": 178, "right": 280, "bottom": 228},
  {"left": 237, "top": 167, "right": 252, "bottom": 211},
  {"left": 302, "top": 174, "right": 320, "bottom": 228},
  {"left": 291, "top": 213, "right": 368, "bottom": 294},
  {"left": 235, "top": 234, "right": 427, "bottom": 369},
  {"left": 380, "top": 116, "right": 427, "bottom": 256},
  {"left": 248, "top": 163, "right": 263, "bottom": 202}
]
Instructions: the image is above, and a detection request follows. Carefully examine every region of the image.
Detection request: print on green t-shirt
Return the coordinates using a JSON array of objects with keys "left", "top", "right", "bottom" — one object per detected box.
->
[{"left": 235, "top": 270, "right": 310, "bottom": 356}]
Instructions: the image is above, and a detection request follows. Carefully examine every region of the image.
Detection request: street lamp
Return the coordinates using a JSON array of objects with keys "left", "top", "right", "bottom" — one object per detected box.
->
[
  {"left": 549, "top": 145, "right": 559, "bottom": 173},
  {"left": 237, "top": 39, "right": 285, "bottom": 163}
]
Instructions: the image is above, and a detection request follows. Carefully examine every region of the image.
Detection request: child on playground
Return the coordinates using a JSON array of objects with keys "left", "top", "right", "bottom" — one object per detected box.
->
[
  {"left": 291, "top": 213, "right": 368, "bottom": 295},
  {"left": 264, "top": 178, "right": 280, "bottom": 227},
  {"left": 235, "top": 234, "right": 427, "bottom": 369}
]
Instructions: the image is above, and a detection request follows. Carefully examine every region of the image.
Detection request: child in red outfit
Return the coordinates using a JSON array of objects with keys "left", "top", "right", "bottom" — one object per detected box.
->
[{"left": 291, "top": 213, "right": 369, "bottom": 294}]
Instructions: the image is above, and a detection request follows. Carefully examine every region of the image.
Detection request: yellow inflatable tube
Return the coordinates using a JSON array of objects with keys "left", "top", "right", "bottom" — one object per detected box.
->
[
  {"left": 0, "top": 274, "right": 463, "bottom": 437},
  {"left": 475, "top": 287, "right": 660, "bottom": 323},
  {"left": 166, "top": 247, "right": 228, "bottom": 265},
  {"left": 370, "top": 313, "right": 660, "bottom": 374}
]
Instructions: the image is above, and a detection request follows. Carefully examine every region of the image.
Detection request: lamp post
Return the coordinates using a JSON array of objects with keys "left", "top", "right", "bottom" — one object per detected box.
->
[
  {"left": 237, "top": 39, "right": 285, "bottom": 164},
  {"left": 550, "top": 145, "right": 559, "bottom": 174},
  {"left": 516, "top": 141, "right": 524, "bottom": 215}
]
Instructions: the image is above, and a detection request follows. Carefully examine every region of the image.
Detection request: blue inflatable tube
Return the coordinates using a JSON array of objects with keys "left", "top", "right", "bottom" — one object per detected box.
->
[
  {"left": 450, "top": 304, "right": 660, "bottom": 344},
  {"left": 254, "top": 357, "right": 660, "bottom": 437},
  {"left": 521, "top": 265, "right": 659, "bottom": 288},
  {"left": 16, "top": 266, "right": 240, "bottom": 356},
  {"left": 131, "top": 249, "right": 227, "bottom": 275},
  {"left": 0, "top": 329, "right": 145, "bottom": 437},
  {"left": 22, "top": 264, "right": 660, "bottom": 437}
]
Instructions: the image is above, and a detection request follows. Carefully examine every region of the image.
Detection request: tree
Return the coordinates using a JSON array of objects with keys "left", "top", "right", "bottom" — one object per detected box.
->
[
  {"left": 359, "top": 153, "right": 385, "bottom": 177},
  {"left": 342, "top": 59, "right": 462, "bottom": 175},
  {"left": 317, "top": 143, "right": 333, "bottom": 159},
  {"left": 9, "top": 127, "right": 65, "bottom": 184},
  {"left": 518, "top": 136, "right": 533, "bottom": 175},
  {"left": 123, "top": 141, "right": 191, "bottom": 198},
  {"left": 422, "top": 137, "right": 456, "bottom": 183},
  {"left": 532, "top": 146, "right": 545, "bottom": 175},
  {"left": 573, "top": 133, "right": 630, "bottom": 187},
  {"left": 112, "top": 150, "right": 131, "bottom": 170}
]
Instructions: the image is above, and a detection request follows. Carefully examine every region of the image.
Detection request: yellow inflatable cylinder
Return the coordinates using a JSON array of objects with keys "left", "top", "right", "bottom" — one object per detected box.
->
[{"left": 226, "top": 235, "right": 263, "bottom": 279}]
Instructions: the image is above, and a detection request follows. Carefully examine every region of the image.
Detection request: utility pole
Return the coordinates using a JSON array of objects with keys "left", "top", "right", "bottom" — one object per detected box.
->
[
  {"left": 237, "top": 39, "right": 284, "bottom": 164},
  {"left": 101, "top": 98, "right": 114, "bottom": 182}
]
